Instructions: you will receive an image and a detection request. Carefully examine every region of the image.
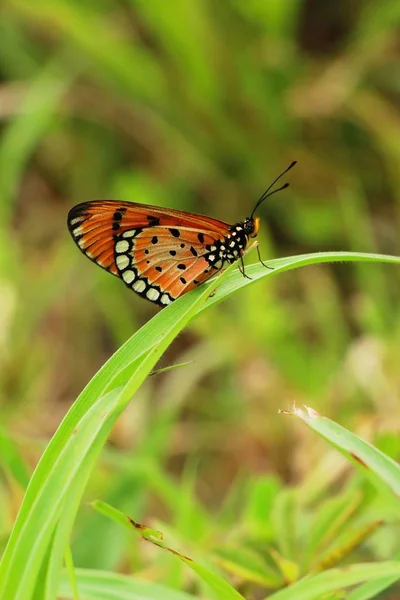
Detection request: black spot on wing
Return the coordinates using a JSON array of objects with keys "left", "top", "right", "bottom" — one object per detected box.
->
[{"left": 147, "top": 215, "right": 160, "bottom": 226}]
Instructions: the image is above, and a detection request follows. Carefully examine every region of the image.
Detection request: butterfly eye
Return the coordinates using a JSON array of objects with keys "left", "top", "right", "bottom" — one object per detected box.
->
[{"left": 250, "top": 217, "right": 260, "bottom": 238}]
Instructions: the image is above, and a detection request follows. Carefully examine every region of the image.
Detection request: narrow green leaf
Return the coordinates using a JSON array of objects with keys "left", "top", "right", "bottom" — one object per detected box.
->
[
  {"left": 199, "top": 251, "right": 400, "bottom": 315},
  {"left": 91, "top": 500, "right": 133, "bottom": 532},
  {"left": 267, "top": 562, "right": 400, "bottom": 600},
  {"left": 64, "top": 546, "right": 79, "bottom": 600},
  {"left": 0, "top": 262, "right": 237, "bottom": 600},
  {"left": 287, "top": 406, "right": 400, "bottom": 509},
  {"left": 94, "top": 500, "right": 246, "bottom": 600},
  {"left": 2, "top": 250, "right": 400, "bottom": 599},
  {"left": 58, "top": 567, "right": 198, "bottom": 599}
]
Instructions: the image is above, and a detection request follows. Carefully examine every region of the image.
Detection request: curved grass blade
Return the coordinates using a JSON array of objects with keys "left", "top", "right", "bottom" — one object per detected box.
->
[
  {"left": 200, "top": 250, "right": 400, "bottom": 314},
  {"left": 1, "top": 251, "right": 400, "bottom": 599},
  {"left": 92, "top": 500, "right": 246, "bottom": 600},
  {"left": 286, "top": 405, "right": 400, "bottom": 509},
  {"left": 0, "top": 262, "right": 238, "bottom": 600},
  {"left": 267, "top": 562, "right": 400, "bottom": 600},
  {"left": 347, "top": 554, "right": 400, "bottom": 600},
  {"left": 58, "top": 567, "right": 198, "bottom": 600}
]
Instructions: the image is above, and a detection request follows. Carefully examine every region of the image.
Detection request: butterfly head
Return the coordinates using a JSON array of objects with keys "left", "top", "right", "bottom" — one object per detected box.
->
[{"left": 243, "top": 216, "right": 260, "bottom": 238}]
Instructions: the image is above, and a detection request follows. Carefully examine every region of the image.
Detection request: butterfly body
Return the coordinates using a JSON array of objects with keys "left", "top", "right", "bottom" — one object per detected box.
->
[
  {"left": 68, "top": 200, "right": 258, "bottom": 306},
  {"left": 67, "top": 162, "right": 295, "bottom": 306}
]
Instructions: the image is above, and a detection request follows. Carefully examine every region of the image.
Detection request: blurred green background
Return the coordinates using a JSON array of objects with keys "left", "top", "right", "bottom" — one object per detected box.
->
[{"left": 1, "top": 0, "right": 400, "bottom": 596}]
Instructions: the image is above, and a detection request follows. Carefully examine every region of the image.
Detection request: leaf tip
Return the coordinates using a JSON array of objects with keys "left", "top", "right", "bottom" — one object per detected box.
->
[{"left": 279, "top": 404, "right": 320, "bottom": 419}]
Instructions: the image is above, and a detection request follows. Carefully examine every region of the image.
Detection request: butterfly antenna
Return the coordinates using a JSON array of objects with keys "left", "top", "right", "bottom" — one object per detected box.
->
[{"left": 250, "top": 161, "right": 296, "bottom": 219}]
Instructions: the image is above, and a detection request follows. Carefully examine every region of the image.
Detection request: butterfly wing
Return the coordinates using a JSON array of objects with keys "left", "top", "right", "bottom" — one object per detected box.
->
[{"left": 68, "top": 200, "right": 231, "bottom": 305}]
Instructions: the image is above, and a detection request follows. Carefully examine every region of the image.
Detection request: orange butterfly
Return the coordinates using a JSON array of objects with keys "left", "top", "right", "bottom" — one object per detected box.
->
[{"left": 68, "top": 162, "right": 295, "bottom": 306}]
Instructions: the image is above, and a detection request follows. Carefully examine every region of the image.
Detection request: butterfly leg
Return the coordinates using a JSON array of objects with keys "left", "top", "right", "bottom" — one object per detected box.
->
[
  {"left": 257, "top": 245, "right": 274, "bottom": 270},
  {"left": 208, "top": 265, "right": 224, "bottom": 298},
  {"left": 239, "top": 255, "right": 252, "bottom": 280}
]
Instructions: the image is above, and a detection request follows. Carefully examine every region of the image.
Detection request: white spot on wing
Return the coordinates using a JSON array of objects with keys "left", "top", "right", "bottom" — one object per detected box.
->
[
  {"left": 161, "top": 294, "right": 172, "bottom": 305},
  {"left": 116, "top": 254, "right": 130, "bottom": 270},
  {"left": 70, "top": 217, "right": 82, "bottom": 226},
  {"left": 146, "top": 288, "right": 160, "bottom": 302},
  {"left": 133, "top": 280, "right": 146, "bottom": 293},
  {"left": 115, "top": 240, "right": 129, "bottom": 253},
  {"left": 208, "top": 254, "right": 215, "bottom": 262},
  {"left": 122, "top": 229, "right": 136, "bottom": 238},
  {"left": 122, "top": 270, "right": 135, "bottom": 284}
]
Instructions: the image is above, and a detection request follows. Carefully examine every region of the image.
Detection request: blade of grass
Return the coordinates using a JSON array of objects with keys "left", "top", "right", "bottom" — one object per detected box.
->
[
  {"left": 64, "top": 546, "right": 79, "bottom": 600},
  {"left": 267, "top": 562, "right": 400, "bottom": 600},
  {"left": 1, "top": 250, "right": 400, "bottom": 599},
  {"left": 286, "top": 405, "right": 400, "bottom": 510},
  {"left": 58, "top": 567, "right": 198, "bottom": 600},
  {"left": 93, "top": 500, "right": 246, "bottom": 600},
  {"left": 0, "top": 262, "right": 238, "bottom": 600},
  {"left": 347, "top": 558, "right": 400, "bottom": 600},
  {"left": 198, "top": 250, "right": 400, "bottom": 315}
]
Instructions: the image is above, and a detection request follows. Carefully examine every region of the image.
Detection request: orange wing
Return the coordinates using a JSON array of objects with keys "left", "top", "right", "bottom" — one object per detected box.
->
[{"left": 68, "top": 200, "right": 231, "bottom": 305}]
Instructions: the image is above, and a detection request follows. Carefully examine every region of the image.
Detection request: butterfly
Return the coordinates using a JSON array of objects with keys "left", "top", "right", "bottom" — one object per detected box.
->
[{"left": 67, "top": 162, "right": 295, "bottom": 306}]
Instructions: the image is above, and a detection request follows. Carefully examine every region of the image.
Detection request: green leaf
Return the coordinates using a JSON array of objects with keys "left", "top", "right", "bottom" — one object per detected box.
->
[
  {"left": 267, "top": 563, "right": 400, "bottom": 600},
  {"left": 93, "top": 500, "right": 246, "bottom": 600},
  {"left": 199, "top": 250, "right": 400, "bottom": 315},
  {"left": 0, "top": 259, "right": 237, "bottom": 600},
  {"left": 287, "top": 405, "right": 400, "bottom": 510},
  {"left": 58, "top": 567, "right": 198, "bottom": 599},
  {"left": 1, "top": 250, "right": 400, "bottom": 599}
]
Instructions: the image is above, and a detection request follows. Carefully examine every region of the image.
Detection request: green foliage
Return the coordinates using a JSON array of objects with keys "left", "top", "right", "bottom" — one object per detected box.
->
[
  {"left": 1, "top": 253, "right": 400, "bottom": 598},
  {"left": 1, "top": 0, "right": 400, "bottom": 598}
]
